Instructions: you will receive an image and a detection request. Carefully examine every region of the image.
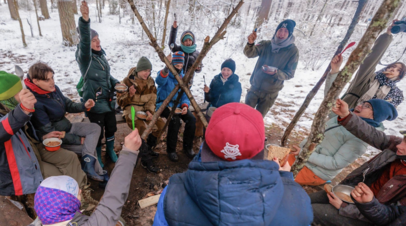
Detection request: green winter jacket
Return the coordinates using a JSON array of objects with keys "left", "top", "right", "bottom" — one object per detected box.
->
[
  {"left": 243, "top": 41, "right": 299, "bottom": 93},
  {"left": 76, "top": 17, "right": 119, "bottom": 114}
]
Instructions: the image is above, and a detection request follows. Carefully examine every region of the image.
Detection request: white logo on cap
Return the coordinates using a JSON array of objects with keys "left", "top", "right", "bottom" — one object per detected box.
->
[
  {"left": 221, "top": 142, "right": 241, "bottom": 160},
  {"left": 282, "top": 23, "right": 288, "bottom": 28}
]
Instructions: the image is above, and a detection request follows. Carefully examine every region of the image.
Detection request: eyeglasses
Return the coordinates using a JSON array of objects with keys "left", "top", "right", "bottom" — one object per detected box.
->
[{"left": 361, "top": 103, "right": 372, "bottom": 109}]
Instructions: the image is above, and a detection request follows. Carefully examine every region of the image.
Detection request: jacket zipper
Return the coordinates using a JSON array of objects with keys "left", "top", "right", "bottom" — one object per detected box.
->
[{"left": 93, "top": 56, "right": 105, "bottom": 71}]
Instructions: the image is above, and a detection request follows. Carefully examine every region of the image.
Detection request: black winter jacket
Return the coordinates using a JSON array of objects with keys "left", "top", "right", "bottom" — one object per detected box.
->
[
  {"left": 204, "top": 73, "right": 242, "bottom": 108},
  {"left": 355, "top": 197, "right": 406, "bottom": 226}
]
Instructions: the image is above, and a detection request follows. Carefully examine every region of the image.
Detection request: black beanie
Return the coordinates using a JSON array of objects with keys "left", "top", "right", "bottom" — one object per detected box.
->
[
  {"left": 221, "top": 59, "right": 236, "bottom": 74},
  {"left": 275, "top": 19, "right": 296, "bottom": 37}
]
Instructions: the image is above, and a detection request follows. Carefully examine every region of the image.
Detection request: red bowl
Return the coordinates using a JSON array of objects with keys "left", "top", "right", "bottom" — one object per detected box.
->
[{"left": 43, "top": 138, "right": 62, "bottom": 152}]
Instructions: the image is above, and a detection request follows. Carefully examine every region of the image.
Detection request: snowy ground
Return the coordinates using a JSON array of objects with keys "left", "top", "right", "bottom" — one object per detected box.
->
[{"left": 1, "top": 3, "right": 405, "bottom": 159}]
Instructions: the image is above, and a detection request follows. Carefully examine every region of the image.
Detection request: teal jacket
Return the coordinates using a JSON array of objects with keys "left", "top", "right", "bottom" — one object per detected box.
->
[
  {"left": 76, "top": 17, "right": 119, "bottom": 113},
  {"left": 299, "top": 117, "right": 383, "bottom": 181}
]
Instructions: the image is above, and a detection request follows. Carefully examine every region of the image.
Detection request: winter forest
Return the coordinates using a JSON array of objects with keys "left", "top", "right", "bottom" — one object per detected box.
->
[{"left": 1, "top": 0, "right": 406, "bottom": 224}]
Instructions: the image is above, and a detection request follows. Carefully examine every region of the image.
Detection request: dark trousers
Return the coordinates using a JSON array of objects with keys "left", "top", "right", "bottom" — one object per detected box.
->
[
  {"left": 310, "top": 191, "right": 371, "bottom": 226},
  {"left": 161, "top": 107, "right": 196, "bottom": 153},
  {"left": 87, "top": 111, "right": 117, "bottom": 146},
  {"left": 245, "top": 88, "right": 279, "bottom": 118}
]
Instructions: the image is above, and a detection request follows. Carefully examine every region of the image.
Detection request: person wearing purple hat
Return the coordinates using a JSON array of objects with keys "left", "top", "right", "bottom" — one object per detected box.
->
[{"left": 244, "top": 19, "right": 299, "bottom": 117}]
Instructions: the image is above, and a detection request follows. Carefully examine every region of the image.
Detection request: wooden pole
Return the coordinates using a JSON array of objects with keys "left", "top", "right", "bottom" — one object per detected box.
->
[
  {"left": 161, "top": 0, "right": 171, "bottom": 48},
  {"left": 291, "top": 0, "right": 401, "bottom": 177},
  {"left": 33, "top": 0, "right": 42, "bottom": 36},
  {"left": 281, "top": 0, "right": 368, "bottom": 147}
]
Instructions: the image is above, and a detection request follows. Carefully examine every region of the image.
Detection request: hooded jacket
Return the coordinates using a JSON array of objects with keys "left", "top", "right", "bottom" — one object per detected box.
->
[
  {"left": 168, "top": 26, "right": 202, "bottom": 75},
  {"left": 0, "top": 104, "right": 43, "bottom": 196},
  {"left": 117, "top": 67, "right": 158, "bottom": 119},
  {"left": 205, "top": 73, "right": 242, "bottom": 108},
  {"left": 153, "top": 157, "right": 313, "bottom": 225},
  {"left": 155, "top": 68, "right": 190, "bottom": 110}
]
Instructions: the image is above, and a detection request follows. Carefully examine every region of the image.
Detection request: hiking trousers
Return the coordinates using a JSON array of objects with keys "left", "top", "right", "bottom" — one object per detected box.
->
[{"left": 245, "top": 87, "right": 279, "bottom": 118}]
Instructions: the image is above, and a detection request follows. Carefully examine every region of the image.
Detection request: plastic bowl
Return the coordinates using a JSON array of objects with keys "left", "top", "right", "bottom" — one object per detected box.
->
[
  {"left": 136, "top": 111, "right": 147, "bottom": 120},
  {"left": 43, "top": 138, "right": 62, "bottom": 152},
  {"left": 262, "top": 65, "right": 278, "bottom": 73},
  {"left": 115, "top": 84, "right": 128, "bottom": 93},
  {"left": 332, "top": 184, "right": 354, "bottom": 203}
]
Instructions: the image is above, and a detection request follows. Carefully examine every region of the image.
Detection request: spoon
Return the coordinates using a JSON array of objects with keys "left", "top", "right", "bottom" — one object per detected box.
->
[
  {"left": 362, "top": 167, "right": 370, "bottom": 183},
  {"left": 131, "top": 106, "right": 135, "bottom": 131},
  {"left": 340, "top": 42, "right": 356, "bottom": 55}
]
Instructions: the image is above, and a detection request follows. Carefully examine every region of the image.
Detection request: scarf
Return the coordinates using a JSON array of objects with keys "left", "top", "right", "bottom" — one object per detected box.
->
[
  {"left": 271, "top": 35, "right": 295, "bottom": 53},
  {"left": 34, "top": 186, "right": 81, "bottom": 225},
  {"left": 0, "top": 97, "right": 19, "bottom": 110},
  {"left": 375, "top": 72, "right": 400, "bottom": 88},
  {"left": 180, "top": 44, "right": 197, "bottom": 54},
  {"left": 92, "top": 49, "right": 104, "bottom": 56},
  {"left": 24, "top": 78, "right": 52, "bottom": 95},
  {"left": 350, "top": 109, "right": 380, "bottom": 127}
]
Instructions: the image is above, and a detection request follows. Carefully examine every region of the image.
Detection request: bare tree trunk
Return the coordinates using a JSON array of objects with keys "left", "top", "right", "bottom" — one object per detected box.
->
[
  {"left": 8, "top": 0, "right": 18, "bottom": 20},
  {"left": 281, "top": 0, "right": 368, "bottom": 147},
  {"left": 27, "top": 19, "right": 34, "bottom": 37},
  {"left": 96, "top": 0, "right": 101, "bottom": 22},
  {"left": 50, "top": 0, "right": 54, "bottom": 12},
  {"left": 72, "top": 0, "right": 77, "bottom": 14},
  {"left": 161, "top": 0, "right": 171, "bottom": 48},
  {"left": 57, "top": 0, "right": 76, "bottom": 46},
  {"left": 39, "top": 0, "right": 50, "bottom": 19},
  {"left": 14, "top": 0, "right": 27, "bottom": 47},
  {"left": 309, "top": 0, "right": 327, "bottom": 37},
  {"left": 33, "top": 0, "right": 42, "bottom": 36},
  {"left": 255, "top": 0, "right": 272, "bottom": 29},
  {"left": 291, "top": 0, "right": 401, "bottom": 177}
]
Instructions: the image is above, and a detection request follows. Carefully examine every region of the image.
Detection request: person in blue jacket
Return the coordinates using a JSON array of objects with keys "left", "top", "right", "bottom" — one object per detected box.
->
[
  {"left": 156, "top": 51, "right": 196, "bottom": 162},
  {"left": 153, "top": 102, "right": 313, "bottom": 226},
  {"left": 204, "top": 58, "right": 242, "bottom": 117}
]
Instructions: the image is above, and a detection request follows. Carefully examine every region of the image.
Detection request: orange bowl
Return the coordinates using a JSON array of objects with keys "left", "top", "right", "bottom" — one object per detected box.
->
[{"left": 43, "top": 138, "right": 62, "bottom": 152}]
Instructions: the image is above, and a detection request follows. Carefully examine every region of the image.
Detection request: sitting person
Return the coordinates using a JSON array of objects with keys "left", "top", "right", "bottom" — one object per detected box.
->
[
  {"left": 0, "top": 71, "right": 86, "bottom": 197},
  {"left": 326, "top": 20, "right": 405, "bottom": 108},
  {"left": 289, "top": 98, "right": 397, "bottom": 186},
  {"left": 153, "top": 103, "right": 313, "bottom": 226},
  {"left": 156, "top": 51, "right": 196, "bottom": 162},
  {"left": 203, "top": 58, "right": 242, "bottom": 117},
  {"left": 25, "top": 62, "right": 107, "bottom": 183},
  {"left": 117, "top": 56, "right": 164, "bottom": 173},
  {"left": 311, "top": 99, "right": 406, "bottom": 226},
  {"left": 29, "top": 129, "right": 142, "bottom": 226}
]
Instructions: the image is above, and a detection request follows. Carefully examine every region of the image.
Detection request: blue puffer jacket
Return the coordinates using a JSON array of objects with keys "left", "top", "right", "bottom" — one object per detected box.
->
[
  {"left": 153, "top": 153, "right": 313, "bottom": 225},
  {"left": 205, "top": 73, "right": 242, "bottom": 108},
  {"left": 155, "top": 69, "right": 190, "bottom": 110}
]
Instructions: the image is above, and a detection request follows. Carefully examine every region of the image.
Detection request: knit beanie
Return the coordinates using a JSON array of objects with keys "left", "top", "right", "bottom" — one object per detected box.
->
[
  {"left": 275, "top": 19, "right": 296, "bottom": 37},
  {"left": 172, "top": 51, "right": 185, "bottom": 65},
  {"left": 366, "top": 99, "right": 398, "bottom": 123},
  {"left": 221, "top": 59, "right": 236, "bottom": 74},
  {"left": 182, "top": 34, "right": 194, "bottom": 43},
  {"left": 136, "top": 57, "right": 152, "bottom": 72},
  {"left": 76, "top": 27, "right": 99, "bottom": 40},
  {"left": 0, "top": 71, "right": 23, "bottom": 101}
]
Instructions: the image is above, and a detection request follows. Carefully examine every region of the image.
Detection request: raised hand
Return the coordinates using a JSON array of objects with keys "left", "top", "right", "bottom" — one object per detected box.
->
[
  {"left": 332, "top": 99, "right": 350, "bottom": 118},
  {"left": 248, "top": 30, "right": 257, "bottom": 44},
  {"left": 203, "top": 85, "right": 210, "bottom": 93},
  {"left": 19, "top": 89, "right": 37, "bottom": 114},
  {"left": 173, "top": 20, "right": 177, "bottom": 28},
  {"left": 387, "top": 19, "right": 399, "bottom": 35},
  {"left": 124, "top": 129, "right": 142, "bottom": 153},
  {"left": 330, "top": 54, "right": 343, "bottom": 74},
  {"left": 351, "top": 182, "right": 374, "bottom": 203},
  {"left": 80, "top": 1, "right": 89, "bottom": 22}
]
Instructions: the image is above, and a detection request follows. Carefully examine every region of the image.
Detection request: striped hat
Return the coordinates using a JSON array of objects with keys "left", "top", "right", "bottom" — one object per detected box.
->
[
  {"left": 0, "top": 71, "right": 23, "bottom": 101},
  {"left": 172, "top": 51, "right": 185, "bottom": 65}
]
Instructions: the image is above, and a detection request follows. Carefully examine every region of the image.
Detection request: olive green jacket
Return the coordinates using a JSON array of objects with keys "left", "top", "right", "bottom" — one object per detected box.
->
[
  {"left": 244, "top": 41, "right": 299, "bottom": 93},
  {"left": 76, "top": 17, "right": 119, "bottom": 114}
]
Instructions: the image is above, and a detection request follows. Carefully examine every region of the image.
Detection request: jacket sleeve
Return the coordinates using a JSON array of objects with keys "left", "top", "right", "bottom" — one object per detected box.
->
[
  {"left": 274, "top": 49, "right": 299, "bottom": 81},
  {"left": 76, "top": 17, "right": 92, "bottom": 68},
  {"left": 168, "top": 26, "right": 179, "bottom": 52},
  {"left": 38, "top": 122, "right": 81, "bottom": 145},
  {"left": 65, "top": 97, "right": 85, "bottom": 113},
  {"left": 180, "top": 91, "right": 190, "bottom": 108},
  {"left": 232, "top": 82, "right": 242, "bottom": 103},
  {"left": 83, "top": 147, "right": 139, "bottom": 226},
  {"left": 204, "top": 80, "right": 215, "bottom": 103},
  {"left": 338, "top": 113, "right": 401, "bottom": 151},
  {"left": 110, "top": 75, "right": 119, "bottom": 86},
  {"left": 324, "top": 72, "right": 338, "bottom": 97},
  {"left": 153, "top": 186, "right": 169, "bottom": 226},
  {"left": 0, "top": 105, "right": 31, "bottom": 143},
  {"left": 354, "top": 197, "right": 406, "bottom": 225},
  {"left": 156, "top": 69, "right": 169, "bottom": 86},
  {"left": 243, "top": 41, "right": 267, "bottom": 58},
  {"left": 339, "top": 203, "right": 371, "bottom": 222},
  {"left": 307, "top": 135, "right": 368, "bottom": 170}
]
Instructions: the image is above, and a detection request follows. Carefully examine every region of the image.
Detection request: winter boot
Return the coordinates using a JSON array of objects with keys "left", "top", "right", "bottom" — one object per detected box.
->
[
  {"left": 184, "top": 148, "right": 195, "bottom": 158},
  {"left": 82, "top": 155, "right": 104, "bottom": 182},
  {"left": 96, "top": 146, "right": 104, "bottom": 168},
  {"left": 147, "top": 134, "right": 159, "bottom": 157},
  {"left": 81, "top": 184, "right": 99, "bottom": 207},
  {"left": 168, "top": 152, "right": 179, "bottom": 162},
  {"left": 98, "top": 170, "right": 110, "bottom": 189},
  {"left": 141, "top": 161, "right": 160, "bottom": 173},
  {"left": 106, "top": 136, "right": 118, "bottom": 163}
]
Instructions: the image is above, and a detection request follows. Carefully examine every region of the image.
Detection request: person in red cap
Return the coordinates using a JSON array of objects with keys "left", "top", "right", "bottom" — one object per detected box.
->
[{"left": 152, "top": 103, "right": 313, "bottom": 226}]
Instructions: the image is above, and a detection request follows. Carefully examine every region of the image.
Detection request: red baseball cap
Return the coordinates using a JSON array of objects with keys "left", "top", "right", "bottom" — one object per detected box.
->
[{"left": 202, "top": 103, "right": 265, "bottom": 162}]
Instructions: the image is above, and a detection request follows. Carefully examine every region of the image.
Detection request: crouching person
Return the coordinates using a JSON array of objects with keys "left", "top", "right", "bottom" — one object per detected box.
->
[
  {"left": 30, "top": 129, "right": 142, "bottom": 226},
  {"left": 203, "top": 58, "right": 242, "bottom": 118},
  {"left": 311, "top": 99, "right": 406, "bottom": 226},
  {"left": 0, "top": 71, "right": 86, "bottom": 196},
  {"left": 153, "top": 103, "right": 313, "bottom": 226},
  {"left": 156, "top": 51, "right": 196, "bottom": 162},
  {"left": 25, "top": 62, "right": 108, "bottom": 184},
  {"left": 117, "top": 56, "right": 164, "bottom": 173}
]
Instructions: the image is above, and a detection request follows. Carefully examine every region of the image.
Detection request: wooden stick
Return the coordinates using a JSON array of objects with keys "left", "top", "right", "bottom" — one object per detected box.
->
[
  {"left": 138, "top": 194, "right": 161, "bottom": 209},
  {"left": 291, "top": 0, "right": 401, "bottom": 177}
]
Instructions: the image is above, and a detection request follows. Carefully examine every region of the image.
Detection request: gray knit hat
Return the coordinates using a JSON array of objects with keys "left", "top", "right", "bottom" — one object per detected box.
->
[
  {"left": 76, "top": 27, "right": 99, "bottom": 40},
  {"left": 136, "top": 57, "right": 152, "bottom": 72}
]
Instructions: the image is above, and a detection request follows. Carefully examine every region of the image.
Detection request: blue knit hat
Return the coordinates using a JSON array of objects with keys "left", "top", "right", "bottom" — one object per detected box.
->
[
  {"left": 221, "top": 59, "right": 236, "bottom": 74},
  {"left": 366, "top": 99, "right": 398, "bottom": 123},
  {"left": 182, "top": 34, "right": 193, "bottom": 43},
  {"left": 172, "top": 51, "right": 185, "bottom": 65},
  {"left": 275, "top": 19, "right": 296, "bottom": 37}
]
